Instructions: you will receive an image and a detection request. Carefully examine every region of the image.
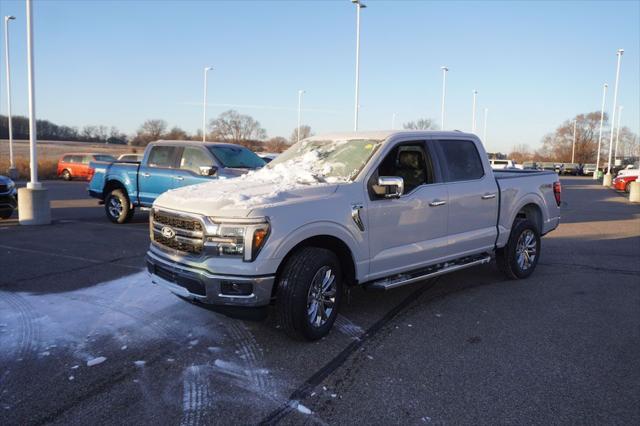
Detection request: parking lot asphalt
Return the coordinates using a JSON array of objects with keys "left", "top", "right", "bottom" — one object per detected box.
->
[{"left": 1, "top": 177, "right": 639, "bottom": 425}]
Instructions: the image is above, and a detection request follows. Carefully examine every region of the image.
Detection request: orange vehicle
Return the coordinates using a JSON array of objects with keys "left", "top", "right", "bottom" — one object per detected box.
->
[{"left": 57, "top": 153, "right": 116, "bottom": 181}]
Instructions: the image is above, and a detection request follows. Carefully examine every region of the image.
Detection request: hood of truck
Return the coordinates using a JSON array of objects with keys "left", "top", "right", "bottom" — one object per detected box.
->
[{"left": 153, "top": 173, "right": 340, "bottom": 218}]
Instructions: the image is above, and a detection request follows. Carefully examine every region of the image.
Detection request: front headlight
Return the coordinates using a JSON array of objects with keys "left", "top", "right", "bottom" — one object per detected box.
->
[{"left": 203, "top": 217, "right": 270, "bottom": 262}]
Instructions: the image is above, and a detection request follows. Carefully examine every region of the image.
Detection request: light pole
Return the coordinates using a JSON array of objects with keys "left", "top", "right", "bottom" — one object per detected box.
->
[
  {"left": 18, "top": 0, "right": 50, "bottom": 225},
  {"left": 482, "top": 108, "right": 488, "bottom": 144},
  {"left": 440, "top": 66, "right": 448, "bottom": 130},
  {"left": 571, "top": 119, "right": 577, "bottom": 164},
  {"left": 352, "top": 0, "right": 366, "bottom": 132},
  {"left": 604, "top": 48, "right": 624, "bottom": 186},
  {"left": 471, "top": 89, "right": 478, "bottom": 132},
  {"left": 297, "top": 89, "right": 305, "bottom": 142},
  {"left": 4, "top": 16, "right": 16, "bottom": 179},
  {"left": 202, "top": 66, "right": 213, "bottom": 142},
  {"left": 613, "top": 105, "right": 623, "bottom": 164},
  {"left": 594, "top": 83, "right": 608, "bottom": 179}
]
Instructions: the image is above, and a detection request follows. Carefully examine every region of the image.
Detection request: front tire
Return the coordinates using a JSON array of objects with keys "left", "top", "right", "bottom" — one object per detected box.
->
[
  {"left": 61, "top": 169, "right": 72, "bottom": 181},
  {"left": 104, "top": 189, "right": 134, "bottom": 224},
  {"left": 496, "top": 219, "right": 541, "bottom": 280},
  {"left": 0, "top": 209, "right": 13, "bottom": 219},
  {"left": 275, "top": 247, "right": 342, "bottom": 341}
]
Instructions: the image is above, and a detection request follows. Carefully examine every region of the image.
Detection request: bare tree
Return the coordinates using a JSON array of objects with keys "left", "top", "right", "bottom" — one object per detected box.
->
[
  {"left": 265, "top": 136, "right": 289, "bottom": 153},
  {"left": 403, "top": 118, "right": 437, "bottom": 130},
  {"left": 131, "top": 119, "right": 169, "bottom": 146},
  {"left": 165, "top": 126, "right": 189, "bottom": 140},
  {"left": 508, "top": 144, "right": 533, "bottom": 163},
  {"left": 289, "top": 125, "right": 313, "bottom": 143},
  {"left": 208, "top": 110, "right": 267, "bottom": 142},
  {"left": 538, "top": 112, "right": 610, "bottom": 163}
]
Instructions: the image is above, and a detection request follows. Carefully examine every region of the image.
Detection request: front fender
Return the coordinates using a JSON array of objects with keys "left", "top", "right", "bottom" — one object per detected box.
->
[{"left": 269, "top": 221, "right": 368, "bottom": 281}]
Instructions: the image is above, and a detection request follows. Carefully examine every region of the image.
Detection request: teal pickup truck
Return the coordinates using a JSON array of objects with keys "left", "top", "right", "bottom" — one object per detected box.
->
[{"left": 88, "top": 140, "right": 265, "bottom": 223}]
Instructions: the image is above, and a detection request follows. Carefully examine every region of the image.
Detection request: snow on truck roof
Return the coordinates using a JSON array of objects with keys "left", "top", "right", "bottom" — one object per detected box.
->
[{"left": 305, "top": 130, "right": 476, "bottom": 142}]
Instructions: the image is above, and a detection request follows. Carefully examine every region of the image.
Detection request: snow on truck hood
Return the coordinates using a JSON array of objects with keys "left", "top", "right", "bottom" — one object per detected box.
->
[{"left": 153, "top": 152, "right": 343, "bottom": 217}]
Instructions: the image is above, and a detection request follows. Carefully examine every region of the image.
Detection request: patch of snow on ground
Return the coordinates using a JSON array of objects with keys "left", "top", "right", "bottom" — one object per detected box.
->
[
  {"left": 87, "top": 356, "right": 106, "bottom": 367},
  {"left": 291, "top": 400, "right": 312, "bottom": 415},
  {"left": 134, "top": 360, "right": 146, "bottom": 367}
]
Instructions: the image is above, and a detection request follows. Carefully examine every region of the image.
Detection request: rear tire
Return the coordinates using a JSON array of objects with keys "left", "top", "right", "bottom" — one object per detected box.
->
[
  {"left": 61, "top": 169, "right": 72, "bottom": 181},
  {"left": 275, "top": 247, "right": 342, "bottom": 341},
  {"left": 104, "top": 189, "right": 134, "bottom": 224},
  {"left": 496, "top": 219, "right": 541, "bottom": 280},
  {"left": 625, "top": 182, "right": 632, "bottom": 193}
]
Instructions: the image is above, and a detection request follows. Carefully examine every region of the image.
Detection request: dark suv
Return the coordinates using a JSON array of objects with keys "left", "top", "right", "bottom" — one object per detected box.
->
[{"left": 0, "top": 175, "right": 18, "bottom": 219}]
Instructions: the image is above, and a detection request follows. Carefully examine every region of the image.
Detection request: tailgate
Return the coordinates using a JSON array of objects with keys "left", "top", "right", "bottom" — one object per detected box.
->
[{"left": 88, "top": 161, "right": 111, "bottom": 198}]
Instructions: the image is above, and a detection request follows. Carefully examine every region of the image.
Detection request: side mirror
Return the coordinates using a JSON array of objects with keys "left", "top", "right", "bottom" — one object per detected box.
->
[
  {"left": 377, "top": 176, "right": 404, "bottom": 199},
  {"left": 199, "top": 166, "right": 218, "bottom": 176}
]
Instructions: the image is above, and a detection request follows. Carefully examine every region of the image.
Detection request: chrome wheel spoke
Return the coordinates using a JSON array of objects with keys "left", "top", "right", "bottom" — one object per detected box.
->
[{"left": 307, "top": 265, "right": 337, "bottom": 328}]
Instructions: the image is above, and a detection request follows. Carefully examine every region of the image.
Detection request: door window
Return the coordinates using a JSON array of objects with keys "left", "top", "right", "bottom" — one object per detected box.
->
[
  {"left": 371, "top": 142, "right": 434, "bottom": 197},
  {"left": 437, "top": 140, "right": 484, "bottom": 182},
  {"left": 147, "top": 146, "right": 178, "bottom": 168},
  {"left": 180, "top": 147, "right": 212, "bottom": 174}
]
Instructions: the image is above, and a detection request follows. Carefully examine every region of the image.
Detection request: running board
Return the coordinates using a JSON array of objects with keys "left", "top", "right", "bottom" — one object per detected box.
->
[{"left": 366, "top": 254, "right": 492, "bottom": 291}]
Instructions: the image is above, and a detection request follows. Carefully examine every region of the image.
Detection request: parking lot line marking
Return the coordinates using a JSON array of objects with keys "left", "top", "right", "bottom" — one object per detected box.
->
[
  {"left": 258, "top": 278, "right": 441, "bottom": 425},
  {"left": 0, "top": 243, "right": 143, "bottom": 271}
]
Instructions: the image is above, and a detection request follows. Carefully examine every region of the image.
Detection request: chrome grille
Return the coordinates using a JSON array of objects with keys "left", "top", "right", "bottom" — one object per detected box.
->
[{"left": 151, "top": 209, "right": 204, "bottom": 254}]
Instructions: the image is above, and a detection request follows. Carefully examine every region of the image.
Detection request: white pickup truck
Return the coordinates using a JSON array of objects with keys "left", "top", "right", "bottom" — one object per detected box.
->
[{"left": 146, "top": 131, "right": 561, "bottom": 340}]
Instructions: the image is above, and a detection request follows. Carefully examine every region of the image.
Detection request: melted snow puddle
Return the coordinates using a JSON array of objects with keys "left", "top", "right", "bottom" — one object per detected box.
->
[{"left": 0, "top": 271, "right": 223, "bottom": 365}]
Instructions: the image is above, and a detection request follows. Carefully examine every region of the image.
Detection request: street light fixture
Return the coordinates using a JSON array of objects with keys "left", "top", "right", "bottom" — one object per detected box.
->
[
  {"left": 297, "top": 89, "right": 305, "bottom": 142},
  {"left": 594, "top": 83, "right": 608, "bottom": 179},
  {"left": 202, "top": 66, "right": 213, "bottom": 142},
  {"left": 613, "top": 105, "right": 623, "bottom": 164},
  {"left": 571, "top": 119, "right": 577, "bottom": 164},
  {"left": 604, "top": 48, "right": 624, "bottom": 186},
  {"left": 352, "top": 0, "right": 366, "bottom": 132},
  {"left": 4, "top": 15, "right": 16, "bottom": 179},
  {"left": 18, "top": 0, "right": 51, "bottom": 225},
  {"left": 440, "top": 66, "right": 448, "bottom": 130},
  {"left": 471, "top": 89, "right": 478, "bottom": 133}
]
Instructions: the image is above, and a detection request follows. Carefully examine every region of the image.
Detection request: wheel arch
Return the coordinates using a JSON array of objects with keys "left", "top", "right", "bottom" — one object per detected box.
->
[
  {"left": 272, "top": 234, "right": 358, "bottom": 298},
  {"left": 103, "top": 179, "right": 132, "bottom": 207}
]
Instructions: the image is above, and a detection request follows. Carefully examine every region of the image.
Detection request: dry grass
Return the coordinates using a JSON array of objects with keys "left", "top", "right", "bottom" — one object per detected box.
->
[{"left": 0, "top": 157, "right": 59, "bottom": 180}]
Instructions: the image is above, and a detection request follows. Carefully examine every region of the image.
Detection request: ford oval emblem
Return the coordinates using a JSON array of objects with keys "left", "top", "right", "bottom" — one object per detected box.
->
[{"left": 161, "top": 226, "right": 176, "bottom": 239}]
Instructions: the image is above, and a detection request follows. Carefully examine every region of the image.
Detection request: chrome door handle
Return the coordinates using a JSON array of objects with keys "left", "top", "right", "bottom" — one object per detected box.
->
[
  {"left": 429, "top": 200, "right": 446, "bottom": 207},
  {"left": 481, "top": 193, "right": 496, "bottom": 200},
  {"left": 174, "top": 176, "right": 184, "bottom": 181},
  {"left": 141, "top": 172, "right": 150, "bottom": 178}
]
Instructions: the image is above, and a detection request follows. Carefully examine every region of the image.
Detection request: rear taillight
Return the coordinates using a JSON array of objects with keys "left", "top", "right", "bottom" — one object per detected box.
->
[{"left": 553, "top": 181, "right": 561, "bottom": 206}]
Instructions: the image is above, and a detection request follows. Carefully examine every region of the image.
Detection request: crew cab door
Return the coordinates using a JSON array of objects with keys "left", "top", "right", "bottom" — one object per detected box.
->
[
  {"left": 138, "top": 145, "right": 181, "bottom": 206},
  {"left": 172, "top": 146, "right": 219, "bottom": 188},
  {"left": 432, "top": 138, "right": 499, "bottom": 256},
  {"left": 366, "top": 140, "right": 449, "bottom": 279}
]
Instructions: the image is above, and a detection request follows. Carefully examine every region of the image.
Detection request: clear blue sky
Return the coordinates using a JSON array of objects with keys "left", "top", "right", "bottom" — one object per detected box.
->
[{"left": 0, "top": 0, "right": 638, "bottom": 153}]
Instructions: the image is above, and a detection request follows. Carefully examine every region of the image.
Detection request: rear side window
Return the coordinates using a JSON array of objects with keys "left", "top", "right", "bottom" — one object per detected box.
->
[
  {"left": 62, "top": 155, "right": 72, "bottom": 162},
  {"left": 147, "top": 146, "right": 178, "bottom": 168},
  {"left": 437, "top": 140, "right": 484, "bottom": 182},
  {"left": 180, "top": 147, "right": 212, "bottom": 174},
  {"left": 94, "top": 155, "right": 115, "bottom": 162},
  {"left": 71, "top": 155, "right": 84, "bottom": 163}
]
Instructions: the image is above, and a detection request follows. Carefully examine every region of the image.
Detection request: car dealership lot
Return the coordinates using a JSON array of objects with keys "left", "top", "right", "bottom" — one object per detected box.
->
[{"left": 1, "top": 177, "right": 639, "bottom": 425}]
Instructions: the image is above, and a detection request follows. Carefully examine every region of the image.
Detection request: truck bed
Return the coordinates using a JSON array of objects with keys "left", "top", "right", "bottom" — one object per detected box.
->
[{"left": 88, "top": 160, "right": 141, "bottom": 202}]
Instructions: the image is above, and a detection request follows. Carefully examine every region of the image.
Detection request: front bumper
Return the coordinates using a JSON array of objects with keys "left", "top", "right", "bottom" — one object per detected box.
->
[
  {"left": 0, "top": 193, "right": 17, "bottom": 214},
  {"left": 146, "top": 249, "right": 275, "bottom": 307}
]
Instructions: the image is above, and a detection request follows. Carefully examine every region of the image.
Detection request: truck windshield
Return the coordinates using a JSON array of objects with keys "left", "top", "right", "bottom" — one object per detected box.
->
[
  {"left": 207, "top": 146, "right": 265, "bottom": 169},
  {"left": 267, "top": 138, "right": 383, "bottom": 182}
]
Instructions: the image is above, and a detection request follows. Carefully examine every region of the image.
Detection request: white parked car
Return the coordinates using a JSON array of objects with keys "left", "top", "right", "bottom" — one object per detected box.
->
[
  {"left": 117, "top": 153, "right": 144, "bottom": 162},
  {"left": 147, "top": 131, "right": 561, "bottom": 340},
  {"left": 616, "top": 164, "right": 639, "bottom": 177},
  {"left": 490, "top": 159, "right": 522, "bottom": 169}
]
